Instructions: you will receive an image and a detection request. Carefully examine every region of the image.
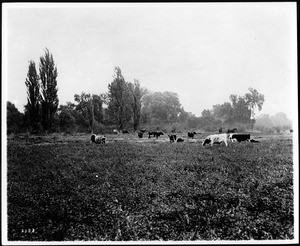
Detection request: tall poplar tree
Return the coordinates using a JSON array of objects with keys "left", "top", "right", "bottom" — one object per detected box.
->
[
  {"left": 128, "top": 79, "right": 146, "bottom": 131},
  {"left": 39, "top": 48, "right": 59, "bottom": 131},
  {"left": 107, "top": 67, "right": 132, "bottom": 130},
  {"left": 25, "top": 60, "right": 40, "bottom": 131}
]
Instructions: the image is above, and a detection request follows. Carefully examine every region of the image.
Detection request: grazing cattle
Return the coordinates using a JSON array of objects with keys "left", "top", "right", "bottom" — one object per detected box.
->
[
  {"left": 228, "top": 133, "right": 250, "bottom": 142},
  {"left": 227, "top": 128, "right": 238, "bottom": 133},
  {"left": 219, "top": 127, "right": 223, "bottom": 133},
  {"left": 202, "top": 133, "right": 228, "bottom": 146},
  {"left": 149, "top": 131, "right": 164, "bottom": 139},
  {"left": 177, "top": 137, "right": 184, "bottom": 143},
  {"left": 138, "top": 132, "right": 143, "bottom": 138},
  {"left": 91, "top": 134, "right": 106, "bottom": 144},
  {"left": 171, "top": 129, "right": 176, "bottom": 133},
  {"left": 168, "top": 134, "right": 177, "bottom": 143},
  {"left": 113, "top": 129, "right": 119, "bottom": 134},
  {"left": 122, "top": 129, "right": 129, "bottom": 134},
  {"left": 188, "top": 131, "right": 197, "bottom": 138}
]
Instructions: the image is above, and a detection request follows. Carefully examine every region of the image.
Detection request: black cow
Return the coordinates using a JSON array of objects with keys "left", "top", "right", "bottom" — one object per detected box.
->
[
  {"left": 219, "top": 127, "right": 223, "bottom": 133},
  {"left": 149, "top": 131, "right": 164, "bottom": 139},
  {"left": 138, "top": 132, "right": 143, "bottom": 138},
  {"left": 122, "top": 129, "right": 129, "bottom": 134},
  {"left": 227, "top": 128, "right": 238, "bottom": 133},
  {"left": 177, "top": 137, "right": 184, "bottom": 143},
  {"left": 168, "top": 134, "right": 177, "bottom": 143},
  {"left": 228, "top": 133, "right": 250, "bottom": 142},
  {"left": 188, "top": 131, "right": 196, "bottom": 138}
]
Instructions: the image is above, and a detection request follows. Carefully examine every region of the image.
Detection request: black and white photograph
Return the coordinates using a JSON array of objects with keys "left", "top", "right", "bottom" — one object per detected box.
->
[{"left": 2, "top": 2, "right": 298, "bottom": 244}]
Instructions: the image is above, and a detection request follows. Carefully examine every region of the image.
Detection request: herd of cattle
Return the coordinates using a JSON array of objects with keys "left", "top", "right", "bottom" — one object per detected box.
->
[{"left": 91, "top": 128, "right": 260, "bottom": 146}]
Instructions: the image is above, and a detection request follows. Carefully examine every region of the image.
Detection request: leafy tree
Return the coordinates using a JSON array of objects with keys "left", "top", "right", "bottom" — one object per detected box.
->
[
  {"left": 141, "top": 91, "right": 182, "bottom": 126},
  {"left": 57, "top": 104, "right": 76, "bottom": 133},
  {"left": 212, "top": 102, "right": 233, "bottom": 124},
  {"left": 232, "top": 97, "right": 251, "bottom": 123},
  {"left": 39, "top": 48, "right": 59, "bottom": 131},
  {"left": 199, "top": 109, "right": 221, "bottom": 131},
  {"left": 244, "top": 87, "right": 265, "bottom": 119},
  {"left": 24, "top": 60, "right": 40, "bottom": 132},
  {"left": 73, "top": 93, "right": 106, "bottom": 133},
  {"left": 254, "top": 112, "right": 291, "bottom": 133},
  {"left": 270, "top": 112, "right": 292, "bottom": 128},
  {"left": 7, "top": 101, "right": 23, "bottom": 134},
  {"left": 128, "top": 79, "right": 147, "bottom": 131},
  {"left": 91, "top": 94, "right": 105, "bottom": 124},
  {"left": 74, "top": 92, "right": 94, "bottom": 133},
  {"left": 107, "top": 67, "right": 132, "bottom": 130}
]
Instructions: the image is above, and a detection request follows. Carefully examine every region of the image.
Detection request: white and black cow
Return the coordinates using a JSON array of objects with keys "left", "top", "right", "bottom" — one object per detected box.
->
[
  {"left": 228, "top": 133, "right": 250, "bottom": 142},
  {"left": 168, "top": 134, "right": 177, "bottom": 143},
  {"left": 202, "top": 133, "right": 228, "bottom": 146},
  {"left": 91, "top": 134, "right": 106, "bottom": 144}
]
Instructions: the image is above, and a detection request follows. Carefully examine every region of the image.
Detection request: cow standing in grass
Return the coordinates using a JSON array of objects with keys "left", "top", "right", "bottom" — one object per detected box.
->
[
  {"left": 228, "top": 133, "right": 250, "bottom": 142},
  {"left": 202, "top": 133, "right": 228, "bottom": 146},
  {"left": 149, "top": 131, "right": 164, "bottom": 139},
  {"left": 91, "top": 134, "right": 106, "bottom": 144},
  {"left": 168, "top": 134, "right": 177, "bottom": 143}
]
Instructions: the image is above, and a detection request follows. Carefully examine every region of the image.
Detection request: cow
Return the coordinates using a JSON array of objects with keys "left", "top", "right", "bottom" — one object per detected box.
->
[
  {"left": 188, "top": 131, "right": 197, "bottom": 139},
  {"left": 138, "top": 132, "right": 143, "bottom": 138},
  {"left": 91, "top": 134, "right": 106, "bottom": 144},
  {"left": 168, "top": 134, "right": 177, "bottom": 143},
  {"left": 219, "top": 127, "right": 223, "bottom": 133},
  {"left": 149, "top": 131, "right": 164, "bottom": 139},
  {"left": 177, "top": 137, "right": 184, "bottom": 143},
  {"left": 171, "top": 129, "right": 176, "bottom": 133},
  {"left": 122, "top": 129, "right": 129, "bottom": 134},
  {"left": 227, "top": 128, "right": 238, "bottom": 133},
  {"left": 228, "top": 133, "right": 250, "bottom": 142},
  {"left": 202, "top": 133, "right": 228, "bottom": 146},
  {"left": 113, "top": 129, "right": 119, "bottom": 134}
]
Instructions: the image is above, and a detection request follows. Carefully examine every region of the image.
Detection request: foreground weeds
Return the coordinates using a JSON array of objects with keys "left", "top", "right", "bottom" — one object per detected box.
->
[{"left": 7, "top": 135, "right": 294, "bottom": 241}]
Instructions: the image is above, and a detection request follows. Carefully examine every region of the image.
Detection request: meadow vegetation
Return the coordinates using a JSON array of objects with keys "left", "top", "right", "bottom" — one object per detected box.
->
[{"left": 7, "top": 133, "right": 294, "bottom": 241}]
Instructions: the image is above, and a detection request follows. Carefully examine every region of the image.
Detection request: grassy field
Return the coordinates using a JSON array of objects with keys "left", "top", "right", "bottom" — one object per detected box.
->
[{"left": 6, "top": 132, "right": 294, "bottom": 241}]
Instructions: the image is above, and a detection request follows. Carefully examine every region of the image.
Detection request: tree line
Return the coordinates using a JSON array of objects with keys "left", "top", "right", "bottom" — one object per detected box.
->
[{"left": 8, "top": 48, "right": 291, "bottom": 135}]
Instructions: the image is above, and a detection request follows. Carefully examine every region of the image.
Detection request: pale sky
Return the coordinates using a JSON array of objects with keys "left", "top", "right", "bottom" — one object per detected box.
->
[{"left": 2, "top": 2, "right": 298, "bottom": 121}]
